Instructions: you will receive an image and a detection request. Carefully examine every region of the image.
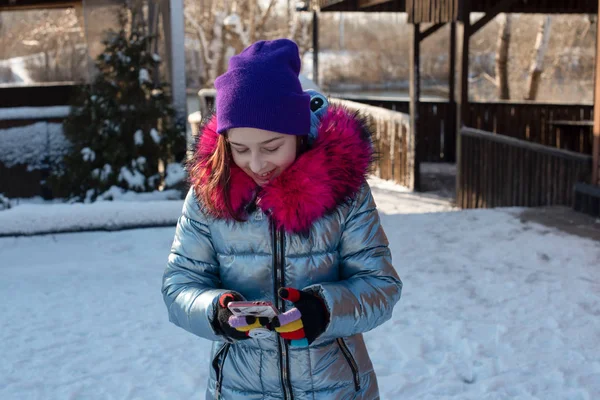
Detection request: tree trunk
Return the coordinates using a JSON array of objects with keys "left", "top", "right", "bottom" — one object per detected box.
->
[
  {"left": 524, "top": 16, "right": 552, "bottom": 101},
  {"left": 495, "top": 14, "right": 511, "bottom": 100},
  {"left": 339, "top": 12, "right": 344, "bottom": 50}
]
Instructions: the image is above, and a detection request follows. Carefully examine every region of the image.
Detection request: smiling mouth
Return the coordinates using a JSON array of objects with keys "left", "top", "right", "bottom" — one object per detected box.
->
[{"left": 254, "top": 170, "right": 275, "bottom": 182}]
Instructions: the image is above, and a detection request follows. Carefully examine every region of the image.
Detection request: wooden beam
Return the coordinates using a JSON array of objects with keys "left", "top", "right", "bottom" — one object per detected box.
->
[
  {"left": 319, "top": 0, "right": 345, "bottom": 9},
  {"left": 0, "top": 0, "right": 79, "bottom": 11},
  {"left": 593, "top": 0, "right": 600, "bottom": 185},
  {"left": 462, "top": 128, "right": 593, "bottom": 162},
  {"left": 470, "top": 0, "right": 521, "bottom": 35},
  {"left": 446, "top": 21, "right": 457, "bottom": 162},
  {"left": 313, "top": 9, "right": 320, "bottom": 86},
  {"left": 409, "top": 23, "right": 421, "bottom": 191},
  {"left": 455, "top": 4, "right": 471, "bottom": 207},
  {"left": 358, "top": 0, "right": 391, "bottom": 8},
  {"left": 420, "top": 23, "right": 445, "bottom": 40}
]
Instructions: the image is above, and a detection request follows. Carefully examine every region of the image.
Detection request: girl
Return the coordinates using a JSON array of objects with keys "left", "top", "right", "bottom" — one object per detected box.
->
[{"left": 162, "top": 39, "right": 402, "bottom": 400}]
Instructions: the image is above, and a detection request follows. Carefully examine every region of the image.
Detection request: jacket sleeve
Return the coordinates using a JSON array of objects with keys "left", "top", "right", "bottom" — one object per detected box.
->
[
  {"left": 303, "top": 183, "right": 402, "bottom": 341},
  {"left": 162, "top": 188, "right": 234, "bottom": 341}
]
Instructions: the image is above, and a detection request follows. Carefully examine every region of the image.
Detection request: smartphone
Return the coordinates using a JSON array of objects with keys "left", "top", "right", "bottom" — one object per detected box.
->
[{"left": 227, "top": 301, "right": 279, "bottom": 319}]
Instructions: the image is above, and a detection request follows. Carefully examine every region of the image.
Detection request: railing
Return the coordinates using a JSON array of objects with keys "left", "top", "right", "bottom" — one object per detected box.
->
[
  {"left": 0, "top": 106, "right": 72, "bottom": 129},
  {"left": 574, "top": 182, "right": 600, "bottom": 218},
  {"left": 331, "top": 98, "right": 416, "bottom": 189},
  {"left": 0, "top": 83, "right": 79, "bottom": 108},
  {"left": 458, "top": 127, "right": 592, "bottom": 209},
  {"left": 198, "top": 91, "right": 453, "bottom": 164},
  {"left": 345, "top": 98, "right": 596, "bottom": 162},
  {"left": 331, "top": 96, "right": 454, "bottom": 163},
  {"left": 465, "top": 101, "right": 594, "bottom": 154}
]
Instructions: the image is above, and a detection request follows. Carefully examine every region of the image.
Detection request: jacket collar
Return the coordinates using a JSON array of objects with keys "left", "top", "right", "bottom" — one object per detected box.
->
[{"left": 189, "top": 104, "right": 373, "bottom": 234}]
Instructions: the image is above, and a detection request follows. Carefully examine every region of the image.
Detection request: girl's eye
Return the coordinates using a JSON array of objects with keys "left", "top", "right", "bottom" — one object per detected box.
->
[
  {"left": 264, "top": 147, "right": 280, "bottom": 153},
  {"left": 233, "top": 148, "right": 248, "bottom": 154}
]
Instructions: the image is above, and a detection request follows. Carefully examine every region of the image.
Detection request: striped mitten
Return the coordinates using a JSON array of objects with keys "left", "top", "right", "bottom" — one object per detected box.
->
[
  {"left": 273, "top": 287, "right": 330, "bottom": 347},
  {"left": 214, "top": 293, "right": 268, "bottom": 341}
]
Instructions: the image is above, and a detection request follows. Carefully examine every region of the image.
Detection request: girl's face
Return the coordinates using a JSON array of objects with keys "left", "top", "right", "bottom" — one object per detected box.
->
[{"left": 228, "top": 127, "right": 298, "bottom": 186}]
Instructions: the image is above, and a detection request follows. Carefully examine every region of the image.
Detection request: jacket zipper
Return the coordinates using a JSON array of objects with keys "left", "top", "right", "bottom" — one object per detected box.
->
[
  {"left": 272, "top": 220, "right": 294, "bottom": 400},
  {"left": 212, "top": 342, "right": 231, "bottom": 400},
  {"left": 337, "top": 338, "right": 361, "bottom": 392}
]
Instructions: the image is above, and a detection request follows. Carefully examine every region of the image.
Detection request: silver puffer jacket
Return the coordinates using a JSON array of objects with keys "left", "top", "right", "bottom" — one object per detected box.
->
[{"left": 162, "top": 105, "right": 402, "bottom": 400}]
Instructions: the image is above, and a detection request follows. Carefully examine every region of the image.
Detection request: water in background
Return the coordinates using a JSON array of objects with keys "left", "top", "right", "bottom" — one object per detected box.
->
[{"left": 329, "top": 90, "right": 446, "bottom": 102}]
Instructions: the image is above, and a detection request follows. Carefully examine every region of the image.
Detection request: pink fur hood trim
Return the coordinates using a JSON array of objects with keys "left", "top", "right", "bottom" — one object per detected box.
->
[{"left": 189, "top": 104, "right": 374, "bottom": 234}]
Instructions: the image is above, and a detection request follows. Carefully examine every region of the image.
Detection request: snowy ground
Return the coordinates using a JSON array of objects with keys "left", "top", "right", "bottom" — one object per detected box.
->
[{"left": 1, "top": 179, "right": 600, "bottom": 399}]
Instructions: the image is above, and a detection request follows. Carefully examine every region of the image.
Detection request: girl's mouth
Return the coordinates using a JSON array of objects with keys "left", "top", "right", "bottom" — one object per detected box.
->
[{"left": 253, "top": 169, "right": 275, "bottom": 183}]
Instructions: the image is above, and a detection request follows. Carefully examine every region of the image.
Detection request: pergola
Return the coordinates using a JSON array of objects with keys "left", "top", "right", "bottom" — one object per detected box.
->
[
  {"left": 317, "top": 0, "right": 600, "bottom": 205},
  {"left": 0, "top": 0, "right": 187, "bottom": 124}
]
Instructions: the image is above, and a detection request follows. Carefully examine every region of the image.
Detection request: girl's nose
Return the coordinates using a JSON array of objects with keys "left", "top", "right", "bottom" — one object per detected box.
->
[{"left": 249, "top": 154, "right": 264, "bottom": 174}]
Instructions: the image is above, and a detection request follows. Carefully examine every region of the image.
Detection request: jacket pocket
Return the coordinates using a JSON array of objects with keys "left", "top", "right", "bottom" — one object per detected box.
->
[
  {"left": 337, "top": 338, "right": 361, "bottom": 391},
  {"left": 212, "top": 343, "right": 231, "bottom": 400}
]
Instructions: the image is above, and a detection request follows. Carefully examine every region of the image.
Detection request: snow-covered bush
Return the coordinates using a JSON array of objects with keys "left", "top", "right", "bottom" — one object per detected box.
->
[{"left": 50, "top": 5, "right": 186, "bottom": 201}]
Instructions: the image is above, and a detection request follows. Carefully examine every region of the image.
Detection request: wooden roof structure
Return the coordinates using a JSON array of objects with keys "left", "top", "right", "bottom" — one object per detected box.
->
[
  {"left": 0, "top": 0, "right": 79, "bottom": 11},
  {"left": 319, "top": 0, "right": 597, "bottom": 23},
  {"left": 317, "top": 0, "right": 600, "bottom": 191}
]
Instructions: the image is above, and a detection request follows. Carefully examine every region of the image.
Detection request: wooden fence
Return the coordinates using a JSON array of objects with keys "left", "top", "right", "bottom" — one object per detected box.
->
[
  {"left": 333, "top": 96, "right": 454, "bottom": 163},
  {"left": 0, "top": 106, "right": 71, "bottom": 199},
  {"left": 458, "top": 127, "right": 592, "bottom": 209},
  {"left": 347, "top": 99, "right": 595, "bottom": 162},
  {"left": 574, "top": 183, "right": 600, "bottom": 218},
  {"left": 332, "top": 99, "right": 416, "bottom": 189},
  {"left": 0, "top": 163, "right": 50, "bottom": 198},
  {"left": 198, "top": 94, "right": 597, "bottom": 165},
  {"left": 465, "top": 102, "right": 594, "bottom": 154}
]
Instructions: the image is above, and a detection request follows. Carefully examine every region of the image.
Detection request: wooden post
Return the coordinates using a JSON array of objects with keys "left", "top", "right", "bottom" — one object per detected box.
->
[
  {"left": 593, "top": 0, "right": 600, "bottom": 185},
  {"left": 409, "top": 23, "right": 421, "bottom": 191},
  {"left": 447, "top": 21, "right": 457, "bottom": 163},
  {"left": 162, "top": 0, "right": 187, "bottom": 126},
  {"left": 312, "top": 9, "right": 319, "bottom": 87},
  {"left": 455, "top": 4, "right": 471, "bottom": 207}
]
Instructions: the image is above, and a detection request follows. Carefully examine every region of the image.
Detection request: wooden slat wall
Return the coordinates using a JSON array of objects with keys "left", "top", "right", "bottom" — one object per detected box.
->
[
  {"left": 319, "top": 0, "right": 597, "bottom": 15},
  {"left": 458, "top": 127, "right": 593, "bottom": 209},
  {"left": 574, "top": 183, "right": 600, "bottom": 217},
  {"left": 465, "top": 102, "right": 594, "bottom": 155},
  {"left": 0, "top": 162, "right": 49, "bottom": 198},
  {"left": 0, "top": 84, "right": 76, "bottom": 199},
  {"left": 407, "top": 0, "right": 459, "bottom": 23},
  {"left": 322, "top": 98, "right": 417, "bottom": 189},
  {"left": 333, "top": 97, "right": 454, "bottom": 162},
  {"left": 473, "top": 0, "right": 597, "bottom": 14}
]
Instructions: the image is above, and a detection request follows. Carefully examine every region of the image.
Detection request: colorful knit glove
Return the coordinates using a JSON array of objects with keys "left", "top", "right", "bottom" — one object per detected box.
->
[
  {"left": 214, "top": 293, "right": 269, "bottom": 341},
  {"left": 273, "top": 287, "right": 330, "bottom": 347}
]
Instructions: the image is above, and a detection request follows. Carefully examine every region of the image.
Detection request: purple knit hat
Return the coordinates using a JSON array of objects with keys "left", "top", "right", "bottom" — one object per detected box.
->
[{"left": 214, "top": 39, "right": 311, "bottom": 136}]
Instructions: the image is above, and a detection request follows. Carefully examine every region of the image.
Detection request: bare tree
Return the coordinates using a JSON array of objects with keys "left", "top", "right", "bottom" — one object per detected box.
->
[
  {"left": 495, "top": 14, "right": 511, "bottom": 100},
  {"left": 183, "top": 0, "right": 312, "bottom": 88},
  {"left": 0, "top": 8, "right": 87, "bottom": 83},
  {"left": 524, "top": 16, "right": 552, "bottom": 100}
]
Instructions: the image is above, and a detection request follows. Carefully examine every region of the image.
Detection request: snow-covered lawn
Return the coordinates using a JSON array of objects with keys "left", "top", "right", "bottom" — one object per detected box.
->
[{"left": 1, "top": 180, "right": 599, "bottom": 399}]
